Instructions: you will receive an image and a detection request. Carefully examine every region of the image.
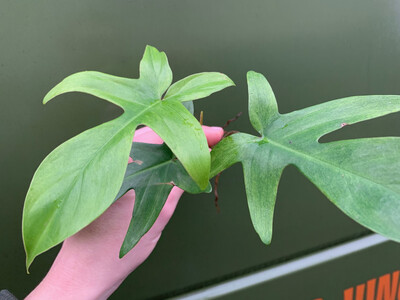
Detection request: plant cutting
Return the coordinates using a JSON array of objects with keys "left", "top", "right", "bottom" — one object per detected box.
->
[
  {"left": 23, "top": 45, "right": 234, "bottom": 270},
  {"left": 23, "top": 46, "right": 400, "bottom": 275},
  {"left": 211, "top": 71, "right": 400, "bottom": 245}
]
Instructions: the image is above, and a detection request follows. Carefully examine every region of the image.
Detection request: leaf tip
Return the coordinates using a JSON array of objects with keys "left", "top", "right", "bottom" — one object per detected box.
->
[
  {"left": 25, "top": 254, "right": 34, "bottom": 274},
  {"left": 118, "top": 249, "right": 127, "bottom": 259},
  {"left": 205, "top": 182, "right": 212, "bottom": 193},
  {"left": 23, "top": 221, "right": 34, "bottom": 273},
  {"left": 143, "top": 44, "right": 166, "bottom": 57},
  {"left": 259, "top": 234, "right": 272, "bottom": 246},
  {"left": 144, "top": 44, "right": 156, "bottom": 52},
  {"left": 119, "top": 240, "right": 136, "bottom": 259},
  {"left": 246, "top": 70, "right": 260, "bottom": 79},
  {"left": 221, "top": 73, "right": 235, "bottom": 87},
  {"left": 196, "top": 179, "right": 209, "bottom": 191},
  {"left": 42, "top": 90, "right": 53, "bottom": 105}
]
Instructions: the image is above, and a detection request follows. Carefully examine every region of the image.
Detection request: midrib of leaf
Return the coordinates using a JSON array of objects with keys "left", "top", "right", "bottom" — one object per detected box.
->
[
  {"left": 83, "top": 88, "right": 148, "bottom": 108},
  {"left": 267, "top": 137, "right": 400, "bottom": 197},
  {"left": 164, "top": 76, "right": 198, "bottom": 98},
  {"left": 149, "top": 53, "right": 162, "bottom": 82},
  {"left": 74, "top": 100, "right": 162, "bottom": 173},
  {"left": 139, "top": 163, "right": 173, "bottom": 229},
  {"left": 124, "top": 159, "right": 173, "bottom": 181}
]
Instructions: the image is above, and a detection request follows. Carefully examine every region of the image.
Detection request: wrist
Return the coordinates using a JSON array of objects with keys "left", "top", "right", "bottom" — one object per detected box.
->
[
  {"left": 25, "top": 245, "right": 127, "bottom": 300},
  {"left": 26, "top": 265, "right": 126, "bottom": 300}
]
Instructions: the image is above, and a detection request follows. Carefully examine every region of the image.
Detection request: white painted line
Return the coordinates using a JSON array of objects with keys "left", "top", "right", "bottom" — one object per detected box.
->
[{"left": 170, "top": 234, "right": 389, "bottom": 300}]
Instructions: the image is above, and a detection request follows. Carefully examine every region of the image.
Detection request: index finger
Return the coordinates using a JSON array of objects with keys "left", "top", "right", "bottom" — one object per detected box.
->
[{"left": 133, "top": 125, "right": 224, "bottom": 146}]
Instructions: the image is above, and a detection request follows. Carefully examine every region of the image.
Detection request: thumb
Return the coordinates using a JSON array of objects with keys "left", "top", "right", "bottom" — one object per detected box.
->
[{"left": 202, "top": 125, "right": 224, "bottom": 147}]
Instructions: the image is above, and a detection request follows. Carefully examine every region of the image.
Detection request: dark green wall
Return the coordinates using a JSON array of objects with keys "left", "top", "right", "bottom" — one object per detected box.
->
[{"left": 1, "top": 1, "right": 399, "bottom": 299}]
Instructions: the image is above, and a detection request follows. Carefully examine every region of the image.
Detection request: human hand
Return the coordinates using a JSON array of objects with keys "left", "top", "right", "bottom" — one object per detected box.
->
[{"left": 25, "top": 125, "right": 224, "bottom": 300}]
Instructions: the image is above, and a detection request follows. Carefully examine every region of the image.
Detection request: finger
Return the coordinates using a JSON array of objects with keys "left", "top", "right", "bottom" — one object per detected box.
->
[
  {"left": 133, "top": 126, "right": 223, "bottom": 147},
  {"left": 129, "top": 128, "right": 163, "bottom": 163},
  {"left": 133, "top": 127, "right": 163, "bottom": 144},
  {"left": 130, "top": 125, "right": 223, "bottom": 163},
  {"left": 202, "top": 125, "right": 224, "bottom": 147}
]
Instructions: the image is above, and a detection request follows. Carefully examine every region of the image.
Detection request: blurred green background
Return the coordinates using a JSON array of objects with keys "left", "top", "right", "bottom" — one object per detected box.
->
[{"left": 1, "top": 0, "right": 399, "bottom": 299}]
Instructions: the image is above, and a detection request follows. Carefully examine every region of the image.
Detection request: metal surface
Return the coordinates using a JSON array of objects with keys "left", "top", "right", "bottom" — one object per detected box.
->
[{"left": 171, "top": 234, "right": 388, "bottom": 299}]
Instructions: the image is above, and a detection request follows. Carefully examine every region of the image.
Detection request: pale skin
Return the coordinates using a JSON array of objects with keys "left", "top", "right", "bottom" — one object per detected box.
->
[{"left": 25, "top": 125, "right": 224, "bottom": 300}]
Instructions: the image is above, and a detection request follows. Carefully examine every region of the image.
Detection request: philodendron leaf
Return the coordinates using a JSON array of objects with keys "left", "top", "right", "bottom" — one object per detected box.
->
[
  {"left": 23, "top": 45, "right": 234, "bottom": 270},
  {"left": 182, "top": 100, "right": 194, "bottom": 114},
  {"left": 211, "top": 71, "right": 400, "bottom": 245},
  {"left": 116, "top": 142, "right": 211, "bottom": 258}
]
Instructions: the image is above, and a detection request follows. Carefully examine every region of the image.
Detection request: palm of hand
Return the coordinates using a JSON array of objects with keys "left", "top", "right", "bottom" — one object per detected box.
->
[{"left": 26, "top": 125, "right": 223, "bottom": 300}]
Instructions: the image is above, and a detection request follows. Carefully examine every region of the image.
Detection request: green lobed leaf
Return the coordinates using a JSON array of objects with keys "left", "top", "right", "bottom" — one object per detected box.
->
[
  {"left": 116, "top": 142, "right": 211, "bottom": 257},
  {"left": 23, "top": 116, "right": 133, "bottom": 270},
  {"left": 23, "top": 45, "right": 234, "bottom": 270},
  {"left": 43, "top": 71, "right": 153, "bottom": 107},
  {"left": 211, "top": 71, "right": 400, "bottom": 245},
  {"left": 182, "top": 101, "right": 194, "bottom": 114},
  {"left": 247, "top": 71, "right": 279, "bottom": 132},
  {"left": 164, "top": 72, "right": 235, "bottom": 102},
  {"left": 139, "top": 45, "right": 172, "bottom": 99},
  {"left": 140, "top": 101, "right": 210, "bottom": 186}
]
